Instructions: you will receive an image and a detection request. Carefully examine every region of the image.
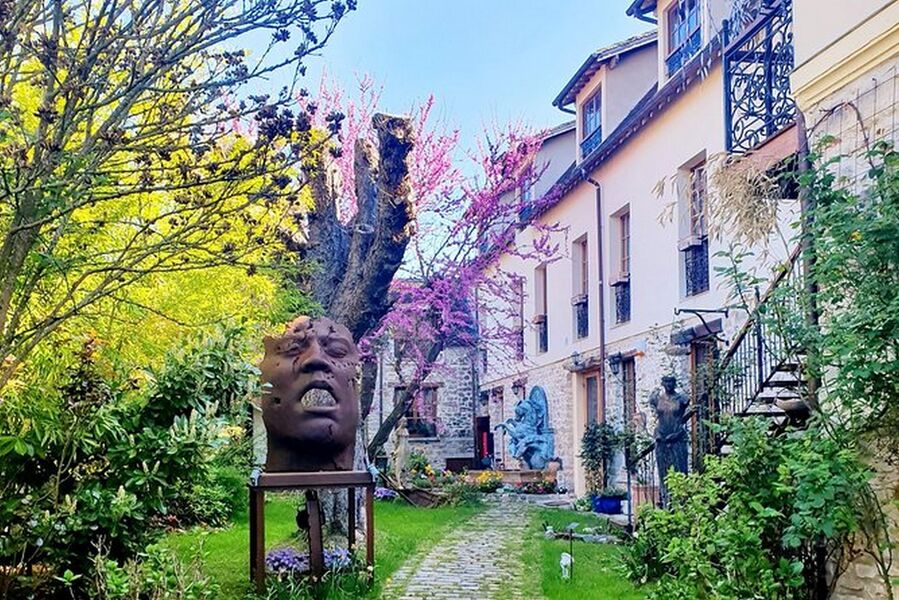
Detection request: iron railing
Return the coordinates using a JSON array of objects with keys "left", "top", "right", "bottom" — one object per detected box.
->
[
  {"left": 580, "top": 127, "right": 603, "bottom": 157},
  {"left": 627, "top": 248, "right": 805, "bottom": 519},
  {"left": 666, "top": 28, "right": 702, "bottom": 75},
  {"left": 684, "top": 239, "right": 710, "bottom": 296},
  {"left": 575, "top": 297, "right": 589, "bottom": 339},
  {"left": 724, "top": 0, "right": 796, "bottom": 153},
  {"left": 614, "top": 282, "right": 631, "bottom": 324}
]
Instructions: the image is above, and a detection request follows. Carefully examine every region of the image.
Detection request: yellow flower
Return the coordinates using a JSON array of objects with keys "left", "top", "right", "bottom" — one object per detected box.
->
[
  {"left": 850, "top": 230, "right": 862, "bottom": 242},
  {"left": 220, "top": 425, "right": 244, "bottom": 440}
]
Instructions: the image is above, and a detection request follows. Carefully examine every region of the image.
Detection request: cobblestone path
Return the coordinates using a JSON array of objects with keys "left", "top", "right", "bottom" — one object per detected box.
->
[{"left": 382, "top": 498, "right": 532, "bottom": 599}]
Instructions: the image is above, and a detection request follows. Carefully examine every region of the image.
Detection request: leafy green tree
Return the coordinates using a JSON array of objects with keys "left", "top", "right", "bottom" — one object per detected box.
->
[{"left": 0, "top": 0, "right": 353, "bottom": 391}]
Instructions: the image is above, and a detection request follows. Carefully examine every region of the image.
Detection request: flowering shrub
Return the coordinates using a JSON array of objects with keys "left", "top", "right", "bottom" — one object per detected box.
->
[
  {"left": 474, "top": 470, "right": 504, "bottom": 493},
  {"left": 373, "top": 487, "right": 398, "bottom": 501},
  {"left": 515, "top": 480, "right": 557, "bottom": 495},
  {"left": 406, "top": 450, "right": 459, "bottom": 489},
  {"left": 266, "top": 547, "right": 352, "bottom": 574}
]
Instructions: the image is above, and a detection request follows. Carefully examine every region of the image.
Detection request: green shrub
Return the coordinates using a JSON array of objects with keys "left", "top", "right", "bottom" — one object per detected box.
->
[
  {"left": 0, "top": 330, "right": 255, "bottom": 595},
  {"left": 622, "top": 418, "right": 872, "bottom": 599},
  {"left": 441, "top": 481, "right": 482, "bottom": 507},
  {"left": 580, "top": 422, "right": 622, "bottom": 493},
  {"left": 88, "top": 542, "right": 219, "bottom": 600}
]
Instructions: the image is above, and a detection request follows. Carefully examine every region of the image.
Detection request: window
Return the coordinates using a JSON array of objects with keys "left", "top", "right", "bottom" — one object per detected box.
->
[
  {"left": 401, "top": 386, "right": 438, "bottom": 438},
  {"left": 684, "top": 162, "right": 710, "bottom": 296},
  {"left": 666, "top": 0, "right": 701, "bottom": 75},
  {"left": 689, "top": 163, "right": 707, "bottom": 238},
  {"left": 535, "top": 265, "right": 548, "bottom": 353},
  {"left": 581, "top": 88, "right": 602, "bottom": 156},
  {"left": 612, "top": 211, "right": 631, "bottom": 324},
  {"left": 577, "top": 238, "right": 589, "bottom": 296},
  {"left": 619, "top": 212, "right": 631, "bottom": 276},
  {"left": 573, "top": 237, "right": 589, "bottom": 339}
]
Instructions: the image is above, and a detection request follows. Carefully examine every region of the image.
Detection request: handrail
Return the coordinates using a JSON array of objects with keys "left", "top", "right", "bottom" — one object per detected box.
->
[
  {"left": 720, "top": 246, "right": 802, "bottom": 364},
  {"left": 626, "top": 245, "right": 803, "bottom": 470}
]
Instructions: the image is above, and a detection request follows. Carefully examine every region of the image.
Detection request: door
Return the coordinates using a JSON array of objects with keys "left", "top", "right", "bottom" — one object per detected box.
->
[
  {"left": 585, "top": 372, "right": 602, "bottom": 424},
  {"left": 691, "top": 338, "right": 718, "bottom": 469}
]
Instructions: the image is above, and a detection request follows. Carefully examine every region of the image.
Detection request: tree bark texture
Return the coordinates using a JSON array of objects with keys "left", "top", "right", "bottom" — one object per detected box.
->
[{"left": 297, "top": 114, "right": 414, "bottom": 538}]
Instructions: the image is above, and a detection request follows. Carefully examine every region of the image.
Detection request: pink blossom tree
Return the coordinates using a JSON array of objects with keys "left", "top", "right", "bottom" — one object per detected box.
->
[{"left": 294, "top": 76, "right": 564, "bottom": 463}]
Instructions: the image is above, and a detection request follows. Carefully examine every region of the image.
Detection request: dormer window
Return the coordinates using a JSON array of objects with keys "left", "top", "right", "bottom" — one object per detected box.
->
[
  {"left": 581, "top": 88, "right": 602, "bottom": 156},
  {"left": 666, "top": 0, "right": 701, "bottom": 75}
]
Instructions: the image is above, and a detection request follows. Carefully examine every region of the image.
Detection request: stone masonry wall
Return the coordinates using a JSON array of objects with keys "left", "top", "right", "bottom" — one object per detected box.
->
[
  {"left": 482, "top": 359, "right": 576, "bottom": 492},
  {"left": 365, "top": 341, "right": 475, "bottom": 471}
]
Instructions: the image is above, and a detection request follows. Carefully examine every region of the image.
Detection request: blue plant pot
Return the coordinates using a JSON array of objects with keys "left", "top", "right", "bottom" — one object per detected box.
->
[{"left": 592, "top": 495, "right": 623, "bottom": 514}]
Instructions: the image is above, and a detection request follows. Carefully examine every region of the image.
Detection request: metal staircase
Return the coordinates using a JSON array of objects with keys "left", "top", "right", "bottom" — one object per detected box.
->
[{"left": 626, "top": 248, "right": 810, "bottom": 518}]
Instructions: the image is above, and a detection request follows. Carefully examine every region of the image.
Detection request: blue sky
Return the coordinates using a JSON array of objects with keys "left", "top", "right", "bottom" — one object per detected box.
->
[{"left": 297, "top": 1, "right": 653, "bottom": 152}]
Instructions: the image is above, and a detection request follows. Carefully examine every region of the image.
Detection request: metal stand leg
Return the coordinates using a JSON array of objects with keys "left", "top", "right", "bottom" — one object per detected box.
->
[
  {"left": 306, "top": 490, "right": 324, "bottom": 578},
  {"left": 249, "top": 488, "right": 265, "bottom": 593},
  {"left": 347, "top": 487, "right": 356, "bottom": 552}
]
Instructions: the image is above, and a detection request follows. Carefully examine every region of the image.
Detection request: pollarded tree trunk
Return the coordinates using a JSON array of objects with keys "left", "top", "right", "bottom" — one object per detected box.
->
[{"left": 294, "top": 113, "right": 415, "bottom": 539}]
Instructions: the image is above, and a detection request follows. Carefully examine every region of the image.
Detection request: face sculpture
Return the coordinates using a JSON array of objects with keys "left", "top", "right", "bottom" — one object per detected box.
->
[{"left": 259, "top": 316, "right": 360, "bottom": 472}]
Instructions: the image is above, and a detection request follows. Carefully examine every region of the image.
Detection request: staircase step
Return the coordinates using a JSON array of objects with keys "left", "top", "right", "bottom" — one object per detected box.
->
[
  {"left": 776, "top": 362, "right": 801, "bottom": 373},
  {"left": 764, "top": 379, "right": 803, "bottom": 389}
]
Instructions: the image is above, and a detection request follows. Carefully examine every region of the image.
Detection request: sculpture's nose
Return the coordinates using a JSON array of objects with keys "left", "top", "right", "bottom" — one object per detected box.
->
[{"left": 300, "top": 339, "right": 332, "bottom": 374}]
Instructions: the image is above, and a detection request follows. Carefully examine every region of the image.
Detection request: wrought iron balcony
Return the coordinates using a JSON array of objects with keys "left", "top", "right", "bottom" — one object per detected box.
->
[
  {"left": 724, "top": 0, "right": 796, "bottom": 153},
  {"left": 580, "top": 126, "right": 602, "bottom": 157},
  {"left": 614, "top": 282, "right": 631, "bottom": 324},
  {"left": 684, "top": 238, "right": 710, "bottom": 296},
  {"left": 574, "top": 296, "right": 589, "bottom": 339}
]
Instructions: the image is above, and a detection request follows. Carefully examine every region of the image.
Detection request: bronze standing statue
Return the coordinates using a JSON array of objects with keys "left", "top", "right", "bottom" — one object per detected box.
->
[
  {"left": 259, "top": 316, "right": 360, "bottom": 472},
  {"left": 649, "top": 375, "right": 689, "bottom": 505}
]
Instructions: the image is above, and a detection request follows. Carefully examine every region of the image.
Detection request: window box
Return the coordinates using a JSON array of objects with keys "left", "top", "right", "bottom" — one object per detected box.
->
[
  {"left": 609, "top": 271, "right": 630, "bottom": 286},
  {"left": 677, "top": 234, "right": 705, "bottom": 251}
]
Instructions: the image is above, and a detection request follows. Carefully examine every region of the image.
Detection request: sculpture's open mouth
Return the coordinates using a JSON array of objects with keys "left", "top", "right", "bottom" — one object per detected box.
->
[{"left": 298, "top": 381, "right": 338, "bottom": 411}]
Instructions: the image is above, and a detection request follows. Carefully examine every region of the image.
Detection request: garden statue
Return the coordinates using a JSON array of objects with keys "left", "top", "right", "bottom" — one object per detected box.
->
[
  {"left": 560, "top": 552, "right": 572, "bottom": 580},
  {"left": 649, "top": 375, "right": 690, "bottom": 504},
  {"left": 495, "top": 386, "right": 555, "bottom": 470},
  {"left": 259, "top": 316, "right": 360, "bottom": 472}
]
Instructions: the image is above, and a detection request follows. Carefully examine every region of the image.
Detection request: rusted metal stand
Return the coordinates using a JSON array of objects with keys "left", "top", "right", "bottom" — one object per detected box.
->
[{"left": 248, "top": 471, "right": 375, "bottom": 594}]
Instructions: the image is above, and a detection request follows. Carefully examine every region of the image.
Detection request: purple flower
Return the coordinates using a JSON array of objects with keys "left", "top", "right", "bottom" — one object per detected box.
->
[
  {"left": 265, "top": 546, "right": 352, "bottom": 574},
  {"left": 374, "top": 486, "right": 398, "bottom": 500}
]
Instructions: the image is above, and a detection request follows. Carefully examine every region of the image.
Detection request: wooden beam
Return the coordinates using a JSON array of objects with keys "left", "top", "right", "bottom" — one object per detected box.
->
[{"left": 254, "top": 470, "right": 375, "bottom": 489}]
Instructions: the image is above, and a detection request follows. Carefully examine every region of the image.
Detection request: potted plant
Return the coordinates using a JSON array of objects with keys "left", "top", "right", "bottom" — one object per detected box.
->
[
  {"left": 580, "top": 422, "right": 623, "bottom": 514},
  {"left": 595, "top": 487, "right": 627, "bottom": 514}
]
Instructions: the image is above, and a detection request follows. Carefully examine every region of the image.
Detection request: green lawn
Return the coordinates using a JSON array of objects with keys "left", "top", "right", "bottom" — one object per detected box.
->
[
  {"left": 523, "top": 508, "right": 648, "bottom": 600},
  {"left": 163, "top": 496, "right": 482, "bottom": 599}
]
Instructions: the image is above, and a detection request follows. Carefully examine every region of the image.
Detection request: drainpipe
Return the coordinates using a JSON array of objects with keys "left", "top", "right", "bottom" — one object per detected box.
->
[
  {"left": 585, "top": 175, "right": 608, "bottom": 413},
  {"left": 557, "top": 105, "right": 577, "bottom": 115}
]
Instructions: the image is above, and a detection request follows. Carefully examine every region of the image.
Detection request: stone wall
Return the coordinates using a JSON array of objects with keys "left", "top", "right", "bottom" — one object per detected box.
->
[
  {"left": 365, "top": 341, "right": 476, "bottom": 471},
  {"left": 480, "top": 357, "right": 576, "bottom": 492}
]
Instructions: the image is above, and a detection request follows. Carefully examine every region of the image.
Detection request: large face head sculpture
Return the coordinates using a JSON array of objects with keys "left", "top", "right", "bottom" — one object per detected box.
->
[{"left": 259, "top": 316, "right": 360, "bottom": 472}]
